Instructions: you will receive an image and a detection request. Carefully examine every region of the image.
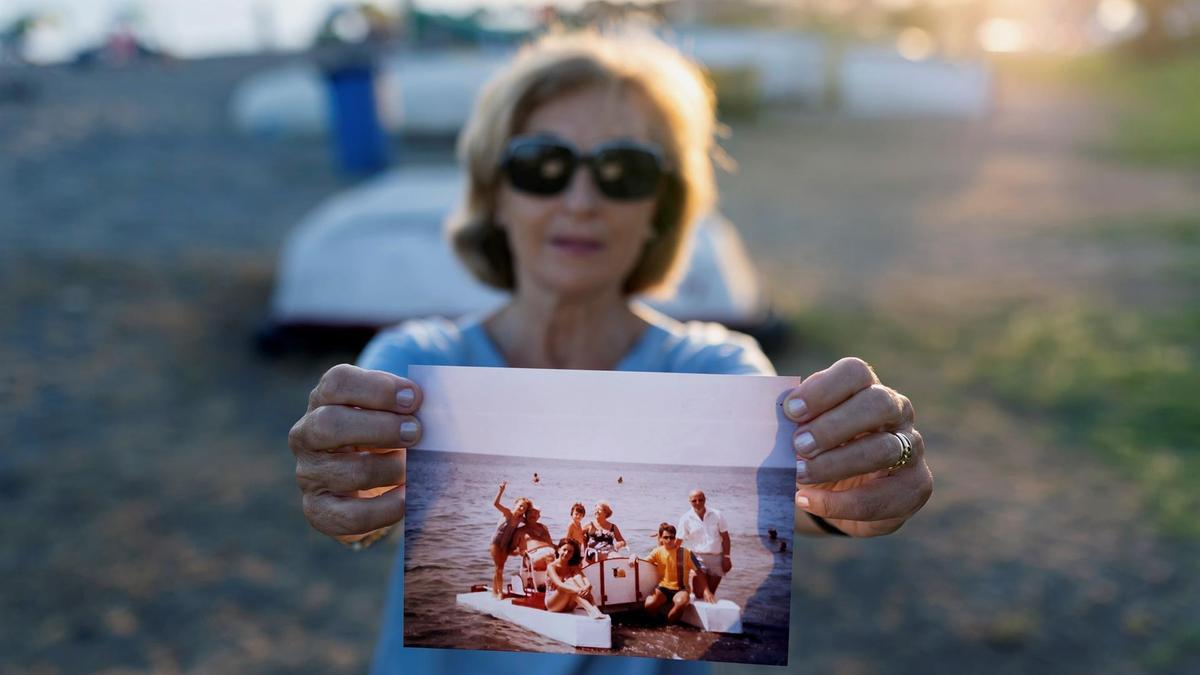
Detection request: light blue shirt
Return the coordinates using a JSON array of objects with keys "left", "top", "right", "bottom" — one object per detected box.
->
[{"left": 357, "top": 307, "right": 774, "bottom": 675}]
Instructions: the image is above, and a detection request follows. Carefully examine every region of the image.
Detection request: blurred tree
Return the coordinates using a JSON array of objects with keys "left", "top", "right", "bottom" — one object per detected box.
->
[{"left": 1130, "top": 0, "right": 1182, "bottom": 56}]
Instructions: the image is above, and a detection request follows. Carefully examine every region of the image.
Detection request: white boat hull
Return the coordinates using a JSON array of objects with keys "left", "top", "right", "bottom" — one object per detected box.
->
[
  {"left": 682, "top": 597, "right": 744, "bottom": 634},
  {"left": 582, "top": 556, "right": 659, "bottom": 611},
  {"left": 581, "top": 556, "right": 744, "bottom": 633},
  {"left": 455, "top": 591, "right": 611, "bottom": 649}
]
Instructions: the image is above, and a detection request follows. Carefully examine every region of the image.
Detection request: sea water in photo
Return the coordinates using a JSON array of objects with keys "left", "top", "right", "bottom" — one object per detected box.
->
[{"left": 404, "top": 450, "right": 793, "bottom": 665}]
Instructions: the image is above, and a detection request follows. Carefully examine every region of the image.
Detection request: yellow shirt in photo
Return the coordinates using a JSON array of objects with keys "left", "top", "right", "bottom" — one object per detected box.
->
[{"left": 647, "top": 545, "right": 696, "bottom": 591}]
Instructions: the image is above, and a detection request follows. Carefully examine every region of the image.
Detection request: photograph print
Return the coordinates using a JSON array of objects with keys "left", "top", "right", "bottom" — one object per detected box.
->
[{"left": 402, "top": 366, "right": 795, "bottom": 666}]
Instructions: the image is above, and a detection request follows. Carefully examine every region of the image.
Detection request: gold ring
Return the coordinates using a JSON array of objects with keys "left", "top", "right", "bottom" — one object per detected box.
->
[{"left": 887, "top": 431, "right": 913, "bottom": 473}]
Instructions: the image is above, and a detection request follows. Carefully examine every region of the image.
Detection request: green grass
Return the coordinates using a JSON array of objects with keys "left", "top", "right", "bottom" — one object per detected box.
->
[
  {"left": 789, "top": 302, "right": 1200, "bottom": 539},
  {"left": 1143, "top": 622, "right": 1200, "bottom": 670},
  {"left": 1082, "top": 215, "right": 1200, "bottom": 247},
  {"left": 1000, "top": 50, "right": 1200, "bottom": 166},
  {"left": 784, "top": 200, "right": 1200, "bottom": 539},
  {"left": 961, "top": 306, "right": 1200, "bottom": 537}
]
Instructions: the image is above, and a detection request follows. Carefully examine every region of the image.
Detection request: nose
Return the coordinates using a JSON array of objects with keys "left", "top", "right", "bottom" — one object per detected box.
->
[{"left": 562, "top": 161, "right": 600, "bottom": 214}]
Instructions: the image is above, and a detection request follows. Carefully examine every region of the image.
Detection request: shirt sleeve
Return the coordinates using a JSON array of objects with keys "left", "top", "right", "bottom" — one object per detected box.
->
[
  {"left": 356, "top": 317, "right": 463, "bottom": 375},
  {"left": 657, "top": 319, "right": 777, "bottom": 376},
  {"left": 717, "top": 511, "right": 729, "bottom": 534}
]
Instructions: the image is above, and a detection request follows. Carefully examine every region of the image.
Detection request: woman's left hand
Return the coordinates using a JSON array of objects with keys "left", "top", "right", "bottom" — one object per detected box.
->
[{"left": 785, "top": 357, "right": 933, "bottom": 538}]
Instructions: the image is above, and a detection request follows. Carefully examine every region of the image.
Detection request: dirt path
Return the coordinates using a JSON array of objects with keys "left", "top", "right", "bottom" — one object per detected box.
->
[{"left": 2, "top": 57, "right": 1197, "bottom": 674}]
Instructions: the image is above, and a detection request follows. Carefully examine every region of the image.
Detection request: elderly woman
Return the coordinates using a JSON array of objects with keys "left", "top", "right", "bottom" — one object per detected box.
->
[
  {"left": 582, "top": 500, "right": 627, "bottom": 561},
  {"left": 288, "top": 30, "right": 932, "bottom": 675}
]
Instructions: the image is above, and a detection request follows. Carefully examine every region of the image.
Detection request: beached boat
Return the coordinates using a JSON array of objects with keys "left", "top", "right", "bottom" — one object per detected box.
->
[
  {"left": 581, "top": 555, "right": 659, "bottom": 611},
  {"left": 681, "top": 598, "right": 744, "bottom": 634},
  {"left": 454, "top": 553, "right": 744, "bottom": 649},
  {"left": 257, "top": 166, "right": 786, "bottom": 355},
  {"left": 455, "top": 587, "right": 612, "bottom": 649},
  {"left": 580, "top": 555, "right": 743, "bottom": 633}
]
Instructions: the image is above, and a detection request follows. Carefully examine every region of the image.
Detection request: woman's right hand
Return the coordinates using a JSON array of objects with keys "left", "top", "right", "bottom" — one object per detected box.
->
[{"left": 289, "top": 364, "right": 422, "bottom": 545}]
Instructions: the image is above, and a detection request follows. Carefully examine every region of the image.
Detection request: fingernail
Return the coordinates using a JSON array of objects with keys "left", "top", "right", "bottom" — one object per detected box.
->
[
  {"left": 795, "top": 460, "right": 808, "bottom": 481},
  {"left": 793, "top": 431, "right": 817, "bottom": 457},
  {"left": 396, "top": 387, "right": 415, "bottom": 408},
  {"left": 400, "top": 420, "right": 419, "bottom": 443},
  {"left": 785, "top": 397, "right": 807, "bottom": 418},
  {"left": 796, "top": 493, "right": 810, "bottom": 508}
]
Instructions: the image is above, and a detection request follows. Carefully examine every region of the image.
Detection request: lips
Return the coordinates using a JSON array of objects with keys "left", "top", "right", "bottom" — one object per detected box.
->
[{"left": 549, "top": 235, "right": 604, "bottom": 254}]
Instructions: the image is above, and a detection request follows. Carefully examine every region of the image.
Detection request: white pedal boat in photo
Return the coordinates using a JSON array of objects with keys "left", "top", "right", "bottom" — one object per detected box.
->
[
  {"left": 582, "top": 554, "right": 743, "bottom": 633},
  {"left": 455, "top": 589, "right": 612, "bottom": 649},
  {"left": 455, "top": 554, "right": 743, "bottom": 649}
]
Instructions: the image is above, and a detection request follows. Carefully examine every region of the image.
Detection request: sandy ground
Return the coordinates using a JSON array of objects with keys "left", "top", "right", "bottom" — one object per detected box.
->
[{"left": 2, "top": 54, "right": 1198, "bottom": 674}]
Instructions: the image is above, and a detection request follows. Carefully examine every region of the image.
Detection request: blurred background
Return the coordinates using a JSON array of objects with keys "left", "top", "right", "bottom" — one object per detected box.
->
[{"left": 2, "top": 1, "right": 1198, "bottom": 673}]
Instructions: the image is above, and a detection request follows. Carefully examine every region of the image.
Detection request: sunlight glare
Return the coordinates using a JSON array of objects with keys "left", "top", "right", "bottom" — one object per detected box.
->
[
  {"left": 977, "top": 17, "right": 1030, "bottom": 53},
  {"left": 897, "top": 27, "right": 935, "bottom": 61},
  {"left": 1097, "top": 0, "right": 1140, "bottom": 33}
]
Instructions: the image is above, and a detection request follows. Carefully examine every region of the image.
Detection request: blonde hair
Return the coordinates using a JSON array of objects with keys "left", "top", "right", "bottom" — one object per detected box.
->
[
  {"left": 450, "top": 29, "right": 719, "bottom": 296},
  {"left": 596, "top": 500, "right": 613, "bottom": 518}
]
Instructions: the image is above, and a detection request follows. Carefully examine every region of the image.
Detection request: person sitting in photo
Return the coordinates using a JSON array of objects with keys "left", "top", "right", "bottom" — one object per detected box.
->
[
  {"left": 583, "top": 500, "right": 626, "bottom": 561},
  {"left": 545, "top": 538, "right": 604, "bottom": 619},
  {"left": 488, "top": 482, "right": 530, "bottom": 599},
  {"left": 513, "top": 505, "right": 557, "bottom": 576},
  {"left": 638, "top": 523, "right": 709, "bottom": 623},
  {"left": 566, "top": 502, "right": 587, "bottom": 550}
]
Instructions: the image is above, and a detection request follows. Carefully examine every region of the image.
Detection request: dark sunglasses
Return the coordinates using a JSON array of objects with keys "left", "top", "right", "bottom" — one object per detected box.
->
[{"left": 500, "top": 135, "right": 666, "bottom": 200}]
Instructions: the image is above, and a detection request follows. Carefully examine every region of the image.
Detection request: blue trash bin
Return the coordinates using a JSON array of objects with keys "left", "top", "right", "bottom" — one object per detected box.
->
[{"left": 324, "top": 64, "right": 389, "bottom": 176}]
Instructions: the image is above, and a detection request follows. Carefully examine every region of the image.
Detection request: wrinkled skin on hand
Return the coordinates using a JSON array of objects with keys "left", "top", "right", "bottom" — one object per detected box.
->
[
  {"left": 785, "top": 357, "right": 933, "bottom": 537},
  {"left": 289, "top": 364, "right": 422, "bottom": 544}
]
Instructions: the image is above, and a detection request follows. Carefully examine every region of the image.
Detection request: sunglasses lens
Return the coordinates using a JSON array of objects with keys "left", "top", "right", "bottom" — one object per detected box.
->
[
  {"left": 503, "top": 137, "right": 664, "bottom": 200},
  {"left": 504, "top": 141, "right": 575, "bottom": 195},
  {"left": 590, "top": 146, "right": 662, "bottom": 200}
]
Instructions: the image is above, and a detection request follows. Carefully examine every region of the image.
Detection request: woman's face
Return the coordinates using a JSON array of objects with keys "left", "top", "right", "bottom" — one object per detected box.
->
[
  {"left": 594, "top": 504, "right": 608, "bottom": 521},
  {"left": 558, "top": 543, "right": 573, "bottom": 560},
  {"left": 495, "top": 86, "right": 661, "bottom": 299}
]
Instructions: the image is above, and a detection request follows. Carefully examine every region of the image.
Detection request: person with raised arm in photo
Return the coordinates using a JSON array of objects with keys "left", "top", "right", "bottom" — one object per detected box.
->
[{"left": 488, "top": 482, "right": 530, "bottom": 599}]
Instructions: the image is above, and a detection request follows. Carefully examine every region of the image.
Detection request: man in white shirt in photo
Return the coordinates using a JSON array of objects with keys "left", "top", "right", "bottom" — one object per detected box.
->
[{"left": 676, "top": 489, "right": 731, "bottom": 596}]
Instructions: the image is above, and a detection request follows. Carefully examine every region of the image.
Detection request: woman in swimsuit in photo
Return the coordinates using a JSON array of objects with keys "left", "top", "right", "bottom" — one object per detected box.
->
[
  {"left": 545, "top": 538, "right": 603, "bottom": 619},
  {"left": 489, "top": 481, "right": 531, "bottom": 599},
  {"left": 513, "top": 505, "right": 557, "bottom": 581},
  {"left": 583, "top": 500, "right": 626, "bottom": 561}
]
